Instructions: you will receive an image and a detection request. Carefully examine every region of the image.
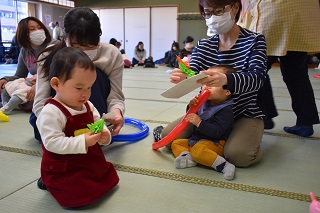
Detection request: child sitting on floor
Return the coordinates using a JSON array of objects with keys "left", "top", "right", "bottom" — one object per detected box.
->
[
  {"left": 144, "top": 56, "right": 156, "bottom": 68},
  {"left": 0, "top": 74, "right": 37, "bottom": 122},
  {"left": 36, "top": 47, "right": 119, "bottom": 208},
  {"left": 171, "top": 65, "right": 236, "bottom": 180},
  {"left": 120, "top": 49, "right": 132, "bottom": 68}
]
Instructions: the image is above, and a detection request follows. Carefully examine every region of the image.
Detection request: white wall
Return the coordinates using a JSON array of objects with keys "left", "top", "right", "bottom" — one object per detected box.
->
[{"left": 94, "top": 6, "right": 178, "bottom": 61}]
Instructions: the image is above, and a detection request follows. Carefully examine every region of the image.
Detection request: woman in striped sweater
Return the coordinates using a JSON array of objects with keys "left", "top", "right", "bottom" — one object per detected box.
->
[{"left": 158, "top": 0, "right": 267, "bottom": 167}]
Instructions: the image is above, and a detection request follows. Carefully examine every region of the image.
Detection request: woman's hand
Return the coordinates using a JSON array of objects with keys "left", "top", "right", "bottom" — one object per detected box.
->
[
  {"left": 104, "top": 109, "right": 124, "bottom": 136},
  {"left": 197, "top": 70, "right": 227, "bottom": 87},
  {"left": 170, "top": 68, "right": 187, "bottom": 84},
  {"left": 26, "top": 85, "right": 36, "bottom": 101},
  {"left": 0, "top": 79, "right": 8, "bottom": 93}
]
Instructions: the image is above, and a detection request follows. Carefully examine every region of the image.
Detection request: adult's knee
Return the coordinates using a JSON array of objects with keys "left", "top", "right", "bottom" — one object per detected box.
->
[{"left": 224, "top": 146, "right": 262, "bottom": 167}]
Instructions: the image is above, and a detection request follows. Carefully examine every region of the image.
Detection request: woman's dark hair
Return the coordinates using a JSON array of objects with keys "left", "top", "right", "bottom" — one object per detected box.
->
[
  {"left": 135, "top": 41, "right": 144, "bottom": 52},
  {"left": 171, "top": 41, "right": 180, "bottom": 52},
  {"left": 198, "top": 0, "right": 242, "bottom": 22},
  {"left": 49, "top": 47, "right": 95, "bottom": 83},
  {"left": 109, "top": 38, "right": 118, "bottom": 46},
  {"left": 64, "top": 7, "right": 101, "bottom": 47},
  {"left": 15, "top": 17, "right": 52, "bottom": 50},
  {"left": 39, "top": 7, "right": 101, "bottom": 79},
  {"left": 183, "top": 36, "right": 194, "bottom": 44}
]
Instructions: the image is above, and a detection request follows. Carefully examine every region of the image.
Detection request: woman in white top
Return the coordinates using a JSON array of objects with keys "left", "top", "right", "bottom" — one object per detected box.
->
[{"left": 132, "top": 41, "right": 146, "bottom": 66}]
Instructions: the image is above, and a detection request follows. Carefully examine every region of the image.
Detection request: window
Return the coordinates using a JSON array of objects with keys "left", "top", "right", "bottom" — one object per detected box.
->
[
  {"left": 0, "top": 0, "right": 28, "bottom": 42},
  {"left": 0, "top": 0, "right": 74, "bottom": 42},
  {"left": 40, "top": 0, "right": 74, "bottom": 7}
]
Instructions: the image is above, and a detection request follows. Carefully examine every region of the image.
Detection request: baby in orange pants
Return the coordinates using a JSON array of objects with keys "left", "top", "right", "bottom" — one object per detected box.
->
[{"left": 171, "top": 65, "right": 236, "bottom": 180}]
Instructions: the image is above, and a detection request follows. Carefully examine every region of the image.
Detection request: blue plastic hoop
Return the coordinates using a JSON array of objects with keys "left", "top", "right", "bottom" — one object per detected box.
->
[{"left": 112, "top": 117, "right": 149, "bottom": 142}]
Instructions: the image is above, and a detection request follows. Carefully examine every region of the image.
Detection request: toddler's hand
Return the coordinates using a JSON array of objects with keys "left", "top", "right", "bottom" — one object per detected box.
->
[
  {"left": 84, "top": 131, "right": 101, "bottom": 147},
  {"left": 185, "top": 113, "right": 201, "bottom": 126},
  {"left": 99, "top": 129, "right": 111, "bottom": 145},
  {"left": 189, "top": 96, "right": 199, "bottom": 106}
]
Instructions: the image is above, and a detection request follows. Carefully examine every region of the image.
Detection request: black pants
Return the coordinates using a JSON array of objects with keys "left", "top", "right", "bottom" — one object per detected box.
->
[
  {"left": 132, "top": 58, "right": 144, "bottom": 66},
  {"left": 260, "top": 51, "right": 319, "bottom": 126}
]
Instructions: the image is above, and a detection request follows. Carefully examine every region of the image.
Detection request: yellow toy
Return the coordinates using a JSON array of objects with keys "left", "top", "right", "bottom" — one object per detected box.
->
[{"left": 0, "top": 111, "right": 9, "bottom": 122}]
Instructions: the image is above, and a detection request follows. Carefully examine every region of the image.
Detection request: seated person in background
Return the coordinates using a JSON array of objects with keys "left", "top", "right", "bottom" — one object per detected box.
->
[
  {"left": 120, "top": 49, "right": 132, "bottom": 68},
  {"left": 8, "top": 35, "right": 21, "bottom": 62},
  {"left": 132, "top": 41, "right": 146, "bottom": 66},
  {"left": 0, "top": 74, "right": 37, "bottom": 121},
  {"left": 109, "top": 38, "right": 118, "bottom": 47},
  {"left": 4, "top": 54, "right": 13, "bottom": 64},
  {"left": 171, "top": 65, "right": 236, "bottom": 180},
  {"left": 180, "top": 36, "right": 194, "bottom": 59},
  {"left": 116, "top": 41, "right": 121, "bottom": 49},
  {"left": 0, "top": 16, "right": 52, "bottom": 112},
  {"left": 155, "top": 50, "right": 170, "bottom": 65},
  {"left": 161, "top": 41, "right": 180, "bottom": 68},
  {"left": 144, "top": 56, "right": 156, "bottom": 68}
]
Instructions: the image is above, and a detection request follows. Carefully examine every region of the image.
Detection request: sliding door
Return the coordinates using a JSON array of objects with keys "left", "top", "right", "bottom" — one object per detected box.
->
[
  {"left": 98, "top": 9, "right": 124, "bottom": 45},
  {"left": 151, "top": 7, "right": 178, "bottom": 61},
  {"left": 124, "top": 8, "right": 150, "bottom": 60}
]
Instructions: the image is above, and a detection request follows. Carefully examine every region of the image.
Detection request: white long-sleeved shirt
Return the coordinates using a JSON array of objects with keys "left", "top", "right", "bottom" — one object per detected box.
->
[{"left": 36, "top": 100, "right": 110, "bottom": 155}]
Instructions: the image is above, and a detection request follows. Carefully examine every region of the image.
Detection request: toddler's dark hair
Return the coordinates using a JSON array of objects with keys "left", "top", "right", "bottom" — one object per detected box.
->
[{"left": 49, "top": 47, "right": 95, "bottom": 82}]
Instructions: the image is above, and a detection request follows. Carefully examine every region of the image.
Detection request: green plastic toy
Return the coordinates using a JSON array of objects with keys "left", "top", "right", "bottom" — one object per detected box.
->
[
  {"left": 87, "top": 119, "right": 105, "bottom": 134},
  {"left": 179, "top": 62, "right": 196, "bottom": 77},
  {"left": 176, "top": 56, "right": 195, "bottom": 77}
]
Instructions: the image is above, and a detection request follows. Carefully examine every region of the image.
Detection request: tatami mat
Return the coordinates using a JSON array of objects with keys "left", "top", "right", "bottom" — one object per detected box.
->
[{"left": 0, "top": 64, "right": 320, "bottom": 212}]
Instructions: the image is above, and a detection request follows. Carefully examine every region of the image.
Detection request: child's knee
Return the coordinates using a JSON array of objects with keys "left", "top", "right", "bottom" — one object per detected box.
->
[{"left": 190, "top": 144, "right": 205, "bottom": 162}]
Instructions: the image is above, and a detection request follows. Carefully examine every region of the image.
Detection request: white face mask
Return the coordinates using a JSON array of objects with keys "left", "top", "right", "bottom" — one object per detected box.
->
[
  {"left": 83, "top": 49, "right": 98, "bottom": 60},
  {"left": 29, "top": 29, "right": 46, "bottom": 46},
  {"left": 186, "top": 43, "right": 194, "bottom": 49},
  {"left": 205, "top": 9, "right": 235, "bottom": 35},
  {"left": 172, "top": 47, "right": 177, "bottom": 51}
]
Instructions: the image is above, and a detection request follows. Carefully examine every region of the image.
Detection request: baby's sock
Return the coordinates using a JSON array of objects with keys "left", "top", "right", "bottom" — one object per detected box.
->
[
  {"left": 212, "top": 155, "right": 235, "bottom": 180},
  {"left": 174, "top": 151, "right": 197, "bottom": 169},
  {"left": 0, "top": 103, "right": 13, "bottom": 114},
  {"left": 0, "top": 110, "right": 9, "bottom": 122}
]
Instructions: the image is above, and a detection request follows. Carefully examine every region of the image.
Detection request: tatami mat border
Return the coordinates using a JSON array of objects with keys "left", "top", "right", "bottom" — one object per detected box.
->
[{"left": 0, "top": 144, "right": 318, "bottom": 203}]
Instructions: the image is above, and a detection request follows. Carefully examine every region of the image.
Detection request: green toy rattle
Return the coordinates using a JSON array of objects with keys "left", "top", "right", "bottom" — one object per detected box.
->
[{"left": 87, "top": 119, "right": 105, "bottom": 134}]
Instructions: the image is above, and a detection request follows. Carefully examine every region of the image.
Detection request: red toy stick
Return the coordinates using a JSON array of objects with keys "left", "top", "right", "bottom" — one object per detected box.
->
[{"left": 152, "top": 89, "right": 210, "bottom": 150}]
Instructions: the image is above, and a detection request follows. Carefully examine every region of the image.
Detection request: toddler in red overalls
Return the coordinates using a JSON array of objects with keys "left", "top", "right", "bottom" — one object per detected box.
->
[{"left": 36, "top": 47, "right": 119, "bottom": 208}]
